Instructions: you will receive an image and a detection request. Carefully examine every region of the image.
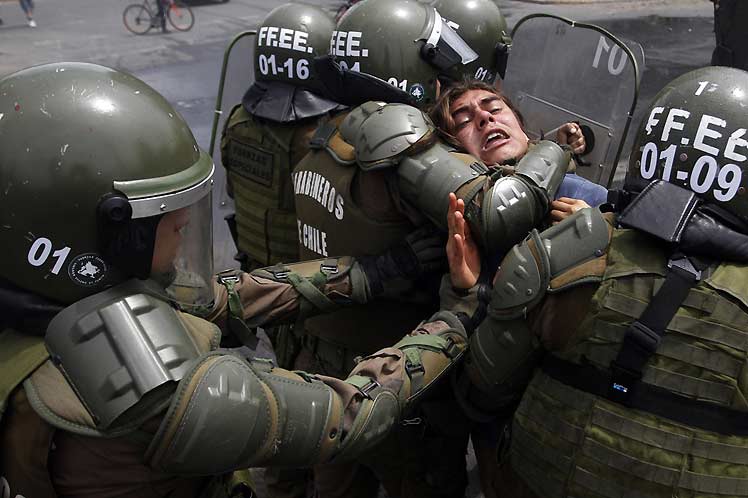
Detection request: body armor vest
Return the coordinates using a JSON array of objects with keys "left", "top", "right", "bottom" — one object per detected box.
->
[
  {"left": 221, "top": 105, "right": 320, "bottom": 268},
  {"left": 512, "top": 227, "right": 748, "bottom": 498},
  {"left": 292, "top": 123, "right": 437, "bottom": 360}
]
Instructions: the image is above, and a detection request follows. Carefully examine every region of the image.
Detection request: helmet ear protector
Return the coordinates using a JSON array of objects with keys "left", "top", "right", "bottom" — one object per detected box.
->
[
  {"left": 97, "top": 192, "right": 161, "bottom": 280},
  {"left": 98, "top": 193, "right": 132, "bottom": 224}
]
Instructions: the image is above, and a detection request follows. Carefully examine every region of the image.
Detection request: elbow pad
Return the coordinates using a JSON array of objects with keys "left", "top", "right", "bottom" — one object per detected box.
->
[{"left": 475, "top": 141, "right": 569, "bottom": 257}]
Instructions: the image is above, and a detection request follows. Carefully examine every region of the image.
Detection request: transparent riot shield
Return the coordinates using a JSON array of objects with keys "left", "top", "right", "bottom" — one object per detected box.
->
[
  {"left": 208, "top": 31, "right": 256, "bottom": 272},
  {"left": 502, "top": 15, "right": 645, "bottom": 188},
  {"left": 209, "top": 30, "right": 257, "bottom": 160}
]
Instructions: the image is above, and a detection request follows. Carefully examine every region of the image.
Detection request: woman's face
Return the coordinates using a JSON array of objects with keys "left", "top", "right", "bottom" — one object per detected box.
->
[{"left": 449, "top": 89, "right": 529, "bottom": 165}]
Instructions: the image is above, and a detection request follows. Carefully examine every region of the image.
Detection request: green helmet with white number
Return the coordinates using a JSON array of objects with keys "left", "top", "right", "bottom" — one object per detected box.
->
[
  {"left": 0, "top": 62, "right": 214, "bottom": 306},
  {"left": 254, "top": 3, "right": 335, "bottom": 95},
  {"left": 329, "top": 0, "right": 480, "bottom": 107},
  {"left": 626, "top": 66, "right": 748, "bottom": 223}
]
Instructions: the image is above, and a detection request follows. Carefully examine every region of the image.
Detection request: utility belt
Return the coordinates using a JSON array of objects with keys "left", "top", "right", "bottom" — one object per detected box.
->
[{"left": 540, "top": 355, "right": 748, "bottom": 437}]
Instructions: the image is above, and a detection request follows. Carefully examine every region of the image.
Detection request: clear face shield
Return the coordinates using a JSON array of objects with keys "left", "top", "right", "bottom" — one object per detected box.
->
[
  {"left": 125, "top": 163, "right": 215, "bottom": 315},
  {"left": 420, "top": 9, "right": 479, "bottom": 72},
  {"left": 156, "top": 193, "right": 214, "bottom": 315}
]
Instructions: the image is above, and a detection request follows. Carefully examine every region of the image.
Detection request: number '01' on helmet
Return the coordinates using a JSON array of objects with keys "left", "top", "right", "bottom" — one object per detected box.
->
[
  {"left": 331, "top": 0, "right": 479, "bottom": 106},
  {"left": 0, "top": 62, "right": 214, "bottom": 306},
  {"left": 626, "top": 66, "right": 748, "bottom": 224}
]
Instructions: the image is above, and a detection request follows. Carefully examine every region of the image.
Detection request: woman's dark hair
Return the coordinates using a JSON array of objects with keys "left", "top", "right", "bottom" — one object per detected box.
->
[{"left": 429, "top": 79, "right": 526, "bottom": 149}]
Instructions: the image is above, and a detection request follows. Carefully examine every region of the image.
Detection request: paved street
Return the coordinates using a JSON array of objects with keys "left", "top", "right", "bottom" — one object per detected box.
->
[{"left": 0, "top": 1, "right": 717, "bottom": 496}]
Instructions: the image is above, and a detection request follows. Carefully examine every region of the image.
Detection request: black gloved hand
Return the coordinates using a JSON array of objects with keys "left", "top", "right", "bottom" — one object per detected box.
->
[{"left": 359, "top": 225, "right": 447, "bottom": 296}]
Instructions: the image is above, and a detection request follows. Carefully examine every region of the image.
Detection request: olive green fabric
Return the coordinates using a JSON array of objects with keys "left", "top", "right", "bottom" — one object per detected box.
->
[
  {"left": 0, "top": 329, "right": 48, "bottom": 422},
  {"left": 221, "top": 104, "right": 321, "bottom": 267},
  {"left": 512, "top": 227, "right": 748, "bottom": 498},
  {"left": 292, "top": 118, "right": 436, "bottom": 357}
]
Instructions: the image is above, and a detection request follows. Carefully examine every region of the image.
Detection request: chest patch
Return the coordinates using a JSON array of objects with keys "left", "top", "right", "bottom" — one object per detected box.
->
[{"left": 228, "top": 141, "right": 274, "bottom": 187}]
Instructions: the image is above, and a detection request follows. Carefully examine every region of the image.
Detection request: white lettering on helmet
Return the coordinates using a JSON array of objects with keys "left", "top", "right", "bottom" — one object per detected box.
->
[
  {"left": 693, "top": 114, "right": 726, "bottom": 157},
  {"left": 660, "top": 108, "right": 690, "bottom": 142},
  {"left": 258, "top": 26, "right": 312, "bottom": 54},
  {"left": 645, "top": 106, "right": 664, "bottom": 136},
  {"left": 330, "top": 31, "right": 369, "bottom": 58},
  {"left": 725, "top": 128, "right": 748, "bottom": 162}
]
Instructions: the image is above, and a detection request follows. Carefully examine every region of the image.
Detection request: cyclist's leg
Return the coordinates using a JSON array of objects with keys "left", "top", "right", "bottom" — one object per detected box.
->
[{"left": 156, "top": 0, "right": 167, "bottom": 31}]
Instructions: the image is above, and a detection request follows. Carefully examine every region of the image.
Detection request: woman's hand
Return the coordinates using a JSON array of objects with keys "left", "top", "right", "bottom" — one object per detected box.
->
[
  {"left": 550, "top": 197, "right": 590, "bottom": 224},
  {"left": 556, "top": 123, "right": 586, "bottom": 155},
  {"left": 447, "top": 193, "right": 481, "bottom": 289}
]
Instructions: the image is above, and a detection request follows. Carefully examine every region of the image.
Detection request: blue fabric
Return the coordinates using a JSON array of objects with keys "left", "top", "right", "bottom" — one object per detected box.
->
[{"left": 556, "top": 173, "right": 608, "bottom": 207}]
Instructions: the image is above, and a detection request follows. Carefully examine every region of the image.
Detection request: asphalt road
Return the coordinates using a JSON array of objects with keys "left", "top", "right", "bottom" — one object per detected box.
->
[{"left": 0, "top": 1, "right": 716, "bottom": 495}]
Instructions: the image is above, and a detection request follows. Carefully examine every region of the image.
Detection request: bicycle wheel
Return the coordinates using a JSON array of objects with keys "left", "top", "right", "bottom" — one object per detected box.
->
[
  {"left": 167, "top": 2, "right": 194, "bottom": 31},
  {"left": 123, "top": 4, "right": 153, "bottom": 35}
]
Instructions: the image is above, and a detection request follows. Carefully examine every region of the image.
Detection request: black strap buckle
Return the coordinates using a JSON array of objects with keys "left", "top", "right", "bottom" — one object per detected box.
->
[{"left": 667, "top": 255, "right": 702, "bottom": 282}]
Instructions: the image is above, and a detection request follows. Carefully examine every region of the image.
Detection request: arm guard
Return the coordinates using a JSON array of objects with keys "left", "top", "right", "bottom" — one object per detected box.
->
[
  {"left": 455, "top": 208, "right": 611, "bottom": 420},
  {"left": 397, "top": 140, "right": 569, "bottom": 256},
  {"left": 146, "top": 311, "right": 469, "bottom": 473},
  {"left": 343, "top": 101, "right": 569, "bottom": 257}
]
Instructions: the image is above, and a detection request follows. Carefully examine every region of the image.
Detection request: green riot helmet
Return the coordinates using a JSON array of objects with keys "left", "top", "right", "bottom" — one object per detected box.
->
[
  {"left": 625, "top": 66, "right": 748, "bottom": 224},
  {"left": 427, "top": 0, "right": 511, "bottom": 82},
  {"left": 254, "top": 3, "right": 335, "bottom": 96},
  {"left": 329, "top": 0, "right": 479, "bottom": 107},
  {"left": 0, "top": 62, "right": 215, "bottom": 309}
]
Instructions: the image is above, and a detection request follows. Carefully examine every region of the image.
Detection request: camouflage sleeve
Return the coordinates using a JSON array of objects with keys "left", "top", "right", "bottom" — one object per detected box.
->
[{"left": 205, "top": 256, "right": 371, "bottom": 330}]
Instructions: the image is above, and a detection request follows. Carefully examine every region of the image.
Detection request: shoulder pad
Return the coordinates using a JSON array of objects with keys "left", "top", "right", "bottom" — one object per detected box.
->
[
  {"left": 341, "top": 101, "right": 436, "bottom": 171},
  {"left": 45, "top": 279, "right": 202, "bottom": 430},
  {"left": 490, "top": 208, "right": 612, "bottom": 317},
  {"left": 308, "top": 120, "right": 356, "bottom": 165}
]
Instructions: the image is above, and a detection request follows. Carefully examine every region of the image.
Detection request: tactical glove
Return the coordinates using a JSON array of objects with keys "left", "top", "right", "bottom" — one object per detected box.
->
[{"left": 358, "top": 225, "right": 447, "bottom": 297}]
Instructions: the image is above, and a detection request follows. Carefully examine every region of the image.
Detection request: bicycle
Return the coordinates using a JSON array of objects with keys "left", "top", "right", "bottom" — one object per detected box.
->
[{"left": 123, "top": 0, "right": 194, "bottom": 34}]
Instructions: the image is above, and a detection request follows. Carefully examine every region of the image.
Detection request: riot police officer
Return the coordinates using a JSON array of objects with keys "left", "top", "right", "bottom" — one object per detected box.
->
[
  {"left": 0, "top": 61, "right": 464, "bottom": 498},
  {"left": 290, "top": 0, "right": 573, "bottom": 496},
  {"left": 443, "top": 65, "right": 748, "bottom": 497},
  {"left": 220, "top": 3, "right": 345, "bottom": 272},
  {"left": 219, "top": 9, "right": 346, "bottom": 494}
]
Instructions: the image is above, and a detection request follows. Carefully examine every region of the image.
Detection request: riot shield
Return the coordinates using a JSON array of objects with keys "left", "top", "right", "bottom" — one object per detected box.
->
[
  {"left": 208, "top": 31, "right": 256, "bottom": 271},
  {"left": 209, "top": 30, "right": 257, "bottom": 160},
  {"left": 502, "top": 15, "right": 644, "bottom": 187}
]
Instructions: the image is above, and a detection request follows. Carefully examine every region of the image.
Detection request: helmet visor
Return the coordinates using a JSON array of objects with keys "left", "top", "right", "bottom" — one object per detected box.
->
[
  {"left": 151, "top": 192, "right": 215, "bottom": 315},
  {"left": 423, "top": 11, "right": 479, "bottom": 71}
]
